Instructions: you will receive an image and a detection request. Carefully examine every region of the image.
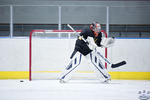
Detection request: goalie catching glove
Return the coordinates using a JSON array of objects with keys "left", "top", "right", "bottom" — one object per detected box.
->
[
  {"left": 100, "top": 37, "right": 115, "bottom": 48},
  {"left": 86, "top": 36, "right": 115, "bottom": 50}
]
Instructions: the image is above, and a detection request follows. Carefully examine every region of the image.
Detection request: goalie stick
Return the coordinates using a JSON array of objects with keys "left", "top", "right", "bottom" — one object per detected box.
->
[
  {"left": 67, "top": 24, "right": 87, "bottom": 42},
  {"left": 67, "top": 24, "right": 126, "bottom": 68},
  {"left": 96, "top": 50, "right": 126, "bottom": 68},
  {"left": 111, "top": 61, "right": 126, "bottom": 68}
]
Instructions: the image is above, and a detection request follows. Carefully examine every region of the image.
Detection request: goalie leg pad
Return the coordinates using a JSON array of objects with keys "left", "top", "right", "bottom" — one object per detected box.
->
[
  {"left": 85, "top": 52, "right": 111, "bottom": 80},
  {"left": 59, "top": 52, "right": 82, "bottom": 82}
]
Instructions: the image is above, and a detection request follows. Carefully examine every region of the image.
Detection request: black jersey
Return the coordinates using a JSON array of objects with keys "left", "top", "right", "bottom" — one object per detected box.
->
[{"left": 74, "top": 27, "right": 102, "bottom": 56}]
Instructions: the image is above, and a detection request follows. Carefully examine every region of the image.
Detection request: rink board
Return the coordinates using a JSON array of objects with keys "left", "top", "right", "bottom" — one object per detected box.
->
[{"left": 0, "top": 38, "right": 150, "bottom": 80}]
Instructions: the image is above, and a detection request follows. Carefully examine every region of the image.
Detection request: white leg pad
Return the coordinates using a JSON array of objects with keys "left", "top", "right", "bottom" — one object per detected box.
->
[
  {"left": 59, "top": 52, "right": 82, "bottom": 82},
  {"left": 85, "top": 51, "right": 111, "bottom": 80}
]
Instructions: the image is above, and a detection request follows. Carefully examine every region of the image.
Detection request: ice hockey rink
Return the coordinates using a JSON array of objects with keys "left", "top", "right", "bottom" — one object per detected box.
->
[
  {"left": 1, "top": 1, "right": 150, "bottom": 100},
  {"left": 0, "top": 80, "right": 150, "bottom": 100}
]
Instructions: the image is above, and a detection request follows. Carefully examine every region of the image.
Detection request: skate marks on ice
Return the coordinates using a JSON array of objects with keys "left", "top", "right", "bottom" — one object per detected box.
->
[
  {"left": 59, "top": 79, "right": 121, "bottom": 84},
  {"left": 0, "top": 80, "right": 150, "bottom": 100}
]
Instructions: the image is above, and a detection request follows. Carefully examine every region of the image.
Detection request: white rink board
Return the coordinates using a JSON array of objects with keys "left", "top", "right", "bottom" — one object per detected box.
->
[
  {"left": 108, "top": 39, "right": 150, "bottom": 72},
  {"left": 0, "top": 38, "right": 150, "bottom": 79}
]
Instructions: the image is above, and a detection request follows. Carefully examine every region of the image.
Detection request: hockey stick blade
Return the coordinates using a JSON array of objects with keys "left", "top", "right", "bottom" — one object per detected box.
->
[{"left": 111, "top": 61, "right": 126, "bottom": 68}]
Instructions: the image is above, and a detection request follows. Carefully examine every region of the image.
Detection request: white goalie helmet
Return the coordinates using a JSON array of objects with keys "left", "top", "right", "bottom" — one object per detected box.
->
[{"left": 90, "top": 22, "right": 101, "bottom": 33}]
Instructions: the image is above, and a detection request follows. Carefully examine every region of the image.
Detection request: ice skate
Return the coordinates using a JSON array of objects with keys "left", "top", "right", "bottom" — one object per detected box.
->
[
  {"left": 59, "top": 79, "right": 67, "bottom": 83},
  {"left": 102, "top": 74, "right": 111, "bottom": 83},
  {"left": 103, "top": 78, "right": 111, "bottom": 83}
]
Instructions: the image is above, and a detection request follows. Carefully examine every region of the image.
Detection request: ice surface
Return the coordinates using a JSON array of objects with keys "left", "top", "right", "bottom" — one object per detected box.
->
[{"left": 0, "top": 80, "right": 150, "bottom": 100}]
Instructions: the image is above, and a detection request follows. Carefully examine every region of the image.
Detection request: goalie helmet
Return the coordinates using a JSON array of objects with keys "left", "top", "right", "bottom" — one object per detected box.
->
[{"left": 90, "top": 22, "right": 101, "bottom": 33}]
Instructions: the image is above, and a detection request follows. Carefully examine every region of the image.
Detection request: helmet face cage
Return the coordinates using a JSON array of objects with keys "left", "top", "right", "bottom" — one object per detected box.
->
[{"left": 91, "top": 22, "right": 101, "bottom": 33}]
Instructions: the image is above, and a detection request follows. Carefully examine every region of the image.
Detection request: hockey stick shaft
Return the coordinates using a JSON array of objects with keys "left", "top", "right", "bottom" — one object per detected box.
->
[
  {"left": 67, "top": 24, "right": 76, "bottom": 33},
  {"left": 67, "top": 24, "right": 87, "bottom": 42},
  {"left": 96, "top": 51, "right": 126, "bottom": 68},
  {"left": 96, "top": 51, "right": 111, "bottom": 65}
]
